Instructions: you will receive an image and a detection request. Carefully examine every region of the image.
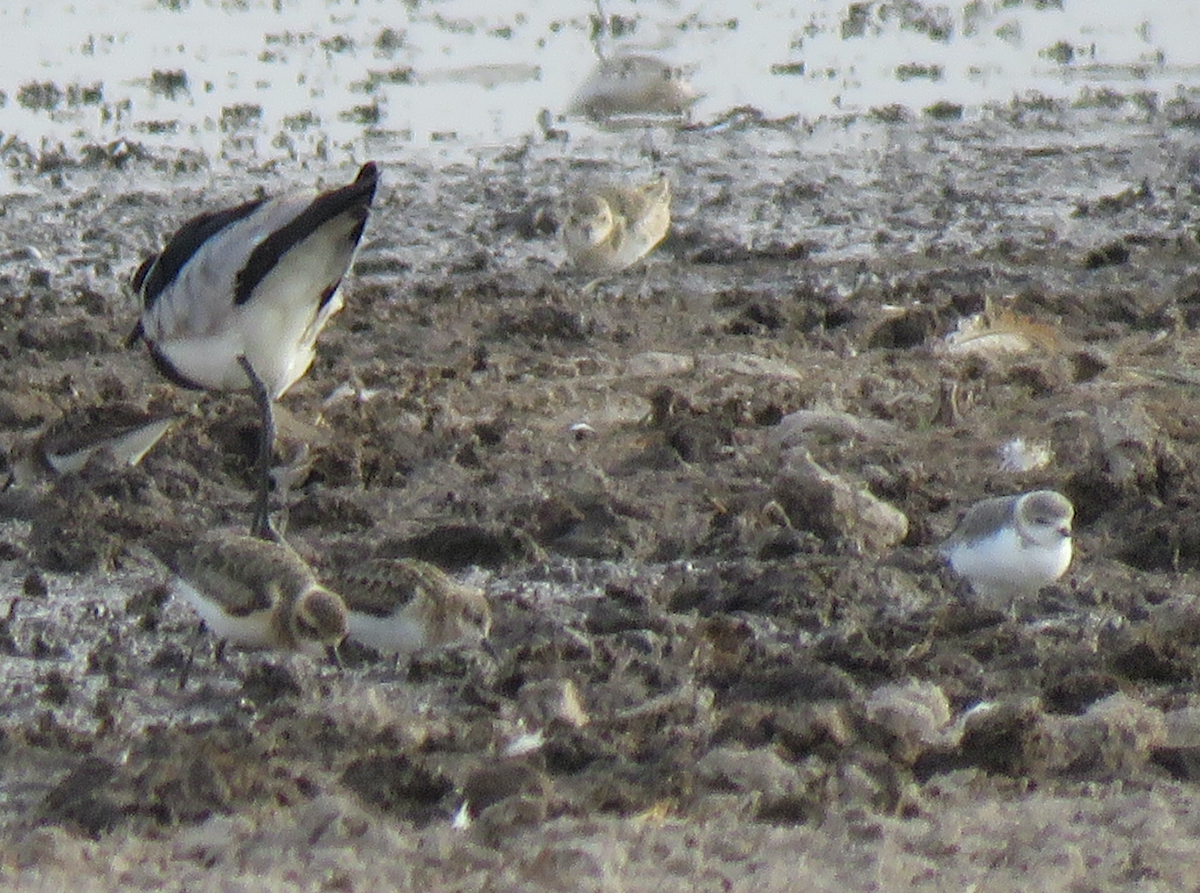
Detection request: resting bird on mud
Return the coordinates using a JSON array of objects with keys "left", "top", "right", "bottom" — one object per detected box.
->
[
  {"left": 941, "top": 489, "right": 1074, "bottom": 611},
  {"left": 127, "top": 162, "right": 379, "bottom": 539},
  {"left": 562, "top": 175, "right": 671, "bottom": 278},
  {"left": 568, "top": 55, "right": 698, "bottom": 121},
  {"left": 5, "top": 403, "right": 179, "bottom": 487}
]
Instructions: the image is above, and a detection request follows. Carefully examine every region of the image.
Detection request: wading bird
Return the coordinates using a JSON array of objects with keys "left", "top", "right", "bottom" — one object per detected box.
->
[{"left": 127, "top": 162, "right": 379, "bottom": 538}]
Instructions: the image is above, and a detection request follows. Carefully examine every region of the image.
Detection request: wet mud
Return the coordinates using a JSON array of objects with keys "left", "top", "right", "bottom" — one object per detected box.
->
[{"left": 2, "top": 98, "right": 1200, "bottom": 889}]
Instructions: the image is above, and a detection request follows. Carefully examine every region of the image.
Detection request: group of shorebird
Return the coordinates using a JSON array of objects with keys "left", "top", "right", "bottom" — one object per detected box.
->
[
  {"left": 13, "top": 76, "right": 1075, "bottom": 667},
  {"left": 8, "top": 158, "right": 680, "bottom": 668},
  {"left": 118, "top": 161, "right": 506, "bottom": 666}
]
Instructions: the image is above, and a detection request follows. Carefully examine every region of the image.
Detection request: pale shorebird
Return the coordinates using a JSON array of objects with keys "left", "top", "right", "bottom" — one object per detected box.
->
[
  {"left": 6, "top": 403, "right": 178, "bottom": 487},
  {"left": 127, "top": 162, "right": 379, "bottom": 539},
  {"left": 562, "top": 175, "right": 671, "bottom": 277},
  {"left": 151, "top": 529, "right": 348, "bottom": 660},
  {"left": 568, "top": 54, "right": 698, "bottom": 121},
  {"left": 941, "top": 490, "right": 1074, "bottom": 608},
  {"left": 331, "top": 557, "right": 491, "bottom": 661}
]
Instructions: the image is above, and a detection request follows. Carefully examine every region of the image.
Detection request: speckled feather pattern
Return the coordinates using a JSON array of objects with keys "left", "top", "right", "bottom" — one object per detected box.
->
[
  {"left": 164, "top": 531, "right": 347, "bottom": 653},
  {"left": 333, "top": 558, "right": 491, "bottom": 657}
]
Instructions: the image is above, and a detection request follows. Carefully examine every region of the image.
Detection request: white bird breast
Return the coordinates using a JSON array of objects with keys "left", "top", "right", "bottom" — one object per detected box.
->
[
  {"left": 345, "top": 609, "right": 429, "bottom": 657},
  {"left": 174, "top": 578, "right": 273, "bottom": 646},
  {"left": 948, "top": 524, "right": 1072, "bottom": 594}
]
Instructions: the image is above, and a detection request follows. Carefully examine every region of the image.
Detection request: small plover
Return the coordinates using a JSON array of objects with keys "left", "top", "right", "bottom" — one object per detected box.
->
[
  {"left": 7, "top": 403, "right": 178, "bottom": 486},
  {"left": 941, "top": 490, "right": 1074, "bottom": 604},
  {"left": 152, "top": 529, "right": 348, "bottom": 657},
  {"left": 333, "top": 558, "right": 491, "bottom": 659},
  {"left": 562, "top": 175, "right": 671, "bottom": 276},
  {"left": 569, "top": 55, "right": 698, "bottom": 121},
  {"left": 127, "top": 162, "right": 379, "bottom": 539}
]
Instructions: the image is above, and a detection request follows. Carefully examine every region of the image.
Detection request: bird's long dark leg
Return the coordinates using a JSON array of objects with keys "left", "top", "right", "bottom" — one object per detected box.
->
[{"left": 238, "top": 355, "right": 278, "bottom": 542}]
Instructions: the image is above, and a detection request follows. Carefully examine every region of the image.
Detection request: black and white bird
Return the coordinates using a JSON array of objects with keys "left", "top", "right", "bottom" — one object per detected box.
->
[{"left": 127, "top": 162, "right": 379, "bottom": 539}]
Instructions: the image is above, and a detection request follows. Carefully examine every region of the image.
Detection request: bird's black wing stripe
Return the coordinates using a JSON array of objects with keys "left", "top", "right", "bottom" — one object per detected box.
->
[
  {"left": 123, "top": 319, "right": 145, "bottom": 349},
  {"left": 234, "top": 162, "right": 379, "bottom": 307},
  {"left": 130, "top": 254, "right": 157, "bottom": 294},
  {"left": 148, "top": 343, "right": 207, "bottom": 391},
  {"left": 140, "top": 198, "right": 267, "bottom": 309}
]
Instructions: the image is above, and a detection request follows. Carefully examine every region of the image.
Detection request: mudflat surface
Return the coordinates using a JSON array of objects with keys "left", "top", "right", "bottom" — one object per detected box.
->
[{"left": 2, "top": 100, "right": 1200, "bottom": 890}]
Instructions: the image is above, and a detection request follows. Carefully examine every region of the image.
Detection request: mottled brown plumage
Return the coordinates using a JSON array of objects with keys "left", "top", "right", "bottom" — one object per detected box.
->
[
  {"left": 563, "top": 176, "right": 671, "bottom": 275},
  {"left": 8, "top": 403, "right": 178, "bottom": 485},
  {"left": 155, "top": 530, "right": 347, "bottom": 655},
  {"left": 333, "top": 558, "right": 491, "bottom": 658}
]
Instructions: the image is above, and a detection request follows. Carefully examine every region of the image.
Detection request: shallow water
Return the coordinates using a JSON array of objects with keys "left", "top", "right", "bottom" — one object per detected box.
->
[{"left": 1, "top": 0, "right": 1198, "bottom": 173}]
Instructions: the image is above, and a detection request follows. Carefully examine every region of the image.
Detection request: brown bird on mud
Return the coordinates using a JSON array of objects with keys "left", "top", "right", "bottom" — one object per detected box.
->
[
  {"left": 568, "top": 55, "right": 698, "bottom": 121},
  {"left": 562, "top": 175, "right": 671, "bottom": 277},
  {"left": 5, "top": 403, "right": 179, "bottom": 487},
  {"left": 331, "top": 557, "right": 492, "bottom": 660},
  {"left": 151, "top": 527, "right": 348, "bottom": 660}
]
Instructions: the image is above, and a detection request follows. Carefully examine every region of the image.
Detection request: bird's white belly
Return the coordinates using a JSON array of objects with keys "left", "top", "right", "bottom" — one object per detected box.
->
[
  {"left": 156, "top": 316, "right": 318, "bottom": 399},
  {"left": 948, "top": 527, "right": 1072, "bottom": 596},
  {"left": 175, "top": 579, "right": 274, "bottom": 646},
  {"left": 346, "top": 610, "right": 428, "bottom": 657}
]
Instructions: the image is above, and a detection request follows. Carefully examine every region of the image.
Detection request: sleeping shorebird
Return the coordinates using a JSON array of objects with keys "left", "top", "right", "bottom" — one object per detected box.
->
[
  {"left": 6, "top": 403, "right": 179, "bottom": 487},
  {"left": 562, "top": 175, "right": 671, "bottom": 277},
  {"left": 568, "top": 54, "right": 698, "bottom": 121},
  {"left": 151, "top": 528, "right": 348, "bottom": 660},
  {"left": 331, "top": 557, "right": 491, "bottom": 661},
  {"left": 127, "top": 162, "right": 379, "bottom": 539},
  {"left": 941, "top": 490, "right": 1074, "bottom": 609}
]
